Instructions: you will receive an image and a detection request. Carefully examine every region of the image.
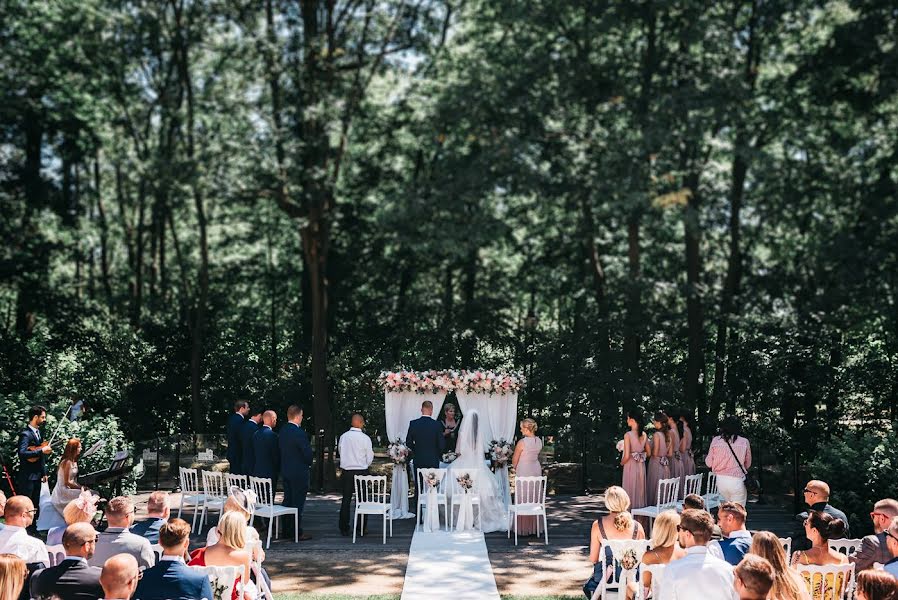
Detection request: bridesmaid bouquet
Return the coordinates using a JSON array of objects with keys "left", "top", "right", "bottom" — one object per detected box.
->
[
  {"left": 424, "top": 471, "right": 440, "bottom": 489},
  {"left": 441, "top": 450, "right": 458, "bottom": 463},
  {"left": 659, "top": 456, "right": 670, "bottom": 467},
  {"left": 488, "top": 439, "right": 513, "bottom": 468},
  {"left": 456, "top": 473, "right": 474, "bottom": 491},
  {"left": 388, "top": 439, "right": 410, "bottom": 465},
  {"left": 674, "top": 450, "right": 682, "bottom": 461},
  {"left": 616, "top": 440, "right": 625, "bottom": 453}
]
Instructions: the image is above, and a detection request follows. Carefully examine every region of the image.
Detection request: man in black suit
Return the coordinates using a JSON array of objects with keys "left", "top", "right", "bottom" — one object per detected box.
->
[
  {"left": 253, "top": 410, "right": 280, "bottom": 490},
  {"left": 240, "top": 407, "right": 263, "bottom": 477},
  {"left": 31, "top": 522, "right": 104, "bottom": 600},
  {"left": 280, "top": 404, "right": 314, "bottom": 540},
  {"left": 406, "top": 400, "right": 445, "bottom": 512},
  {"left": 17, "top": 405, "right": 52, "bottom": 528},
  {"left": 227, "top": 400, "right": 249, "bottom": 474}
]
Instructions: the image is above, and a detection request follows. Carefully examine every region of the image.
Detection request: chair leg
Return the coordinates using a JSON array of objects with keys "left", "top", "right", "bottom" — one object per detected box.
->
[
  {"left": 514, "top": 513, "right": 518, "bottom": 545},
  {"left": 543, "top": 514, "right": 549, "bottom": 544},
  {"left": 266, "top": 517, "right": 273, "bottom": 549},
  {"left": 352, "top": 509, "right": 358, "bottom": 543},
  {"left": 382, "top": 513, "right": 386, "bottom": 544},
  {"left": 178, "top": 497, "right": 184, "bottom": 519},
  {"left": 294, "top": 512, "right": 298, "bottom": 543},
  {"left": 191, "top": 503, "right": 200, "bottom": 533}
]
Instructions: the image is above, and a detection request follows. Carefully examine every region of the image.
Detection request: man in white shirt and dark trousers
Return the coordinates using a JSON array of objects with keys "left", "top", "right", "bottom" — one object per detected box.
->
[
  {"left": 338, "top": 413, "right": 374, "bottom": 536},
  {"left": 659, "top": 509, "right": 737, "bottom": 600}
]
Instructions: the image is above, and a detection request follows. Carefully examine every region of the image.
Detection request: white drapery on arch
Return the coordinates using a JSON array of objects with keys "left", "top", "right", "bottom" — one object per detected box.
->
[
  {"left": 454, "top": 391, "right": 519, "bottom": 509},
  {"left": 384, "top": 391, "right": 447, "bottom": 518}
]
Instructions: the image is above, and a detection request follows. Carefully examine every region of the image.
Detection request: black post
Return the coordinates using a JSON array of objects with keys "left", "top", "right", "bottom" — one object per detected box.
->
[
  {"left": 154, "top": 437, "right": 160, "bottom": 491},
  {"left": 317, "top": 428, "right": 325, "bottom": 492},
  {"left": 792, "top": 444, "right": 801, "bottom": 515},
  {"left": 173, "top": 435, "right": 182, "bottom": 493}
]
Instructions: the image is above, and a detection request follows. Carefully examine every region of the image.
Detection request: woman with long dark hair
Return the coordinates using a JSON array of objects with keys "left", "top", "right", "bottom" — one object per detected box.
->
[
  {"left": 678, "top": 411, "right": 696, "bottom": 481},
  {"left": 665, "top": 409, "right": 684, "bottom": 496},
  {"left": 621, "top": 409, "right": 648, "bottom": 509},
  {"left": 645, "top": 411, "right": 670, "bottom": 506},
  {"left": 705, "top": 415, "right": 752, "bottom": 505}
]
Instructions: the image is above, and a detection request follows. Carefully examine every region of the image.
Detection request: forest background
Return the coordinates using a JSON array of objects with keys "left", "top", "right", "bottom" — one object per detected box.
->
[{"left": 1, "top": 0, "right": 896, "bottom": 533}]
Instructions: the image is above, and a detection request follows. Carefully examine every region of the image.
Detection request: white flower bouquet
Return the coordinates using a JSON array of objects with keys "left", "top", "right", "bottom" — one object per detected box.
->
[
  {"left": 616, "top": 439, "right": 625, "bottom": 453},
  {"left": 441, "top": 450, "right": 458, "bottom": 464},
  {"left": 489, "top": 439, "right": 514, "bottom": 468},
  {"left": 388, "top": 439, "right": 410, "bottom": 466}
]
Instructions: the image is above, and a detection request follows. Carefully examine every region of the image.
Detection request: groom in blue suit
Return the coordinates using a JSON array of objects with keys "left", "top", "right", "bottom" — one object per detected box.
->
[
  {"left": 406, "top": 400, "right": 445, "bottom": 511},
  {"left": 280, "top": 404, "right": 314, "bottom": 540}
]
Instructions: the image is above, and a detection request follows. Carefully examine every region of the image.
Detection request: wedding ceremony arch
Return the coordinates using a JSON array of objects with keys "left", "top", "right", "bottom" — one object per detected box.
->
[{"left": 380, "top": 370, "right": 524, "bottom": 518}]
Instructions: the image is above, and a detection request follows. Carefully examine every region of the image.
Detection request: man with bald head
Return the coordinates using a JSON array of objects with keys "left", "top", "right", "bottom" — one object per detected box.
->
[
  {"left": 253, "top": 409, "right": 280, "bottom": 490},
  {"left": 793, "top": 479, "right": 850, "bottom": 551},
  {"left": 0, "top": 495, "right": 50, "bottom": 566},
  {"left": 100, "top": 554, "right": 139, "bottom": 600},
  {"left": 337, "top": 413, "right": 374, "bottom": 536},
  {"left": 31, "top": 522, "right": 104, "bottom": 600},
  {"left": 851, "top": 498, "right": 898, "bottom": 572}
]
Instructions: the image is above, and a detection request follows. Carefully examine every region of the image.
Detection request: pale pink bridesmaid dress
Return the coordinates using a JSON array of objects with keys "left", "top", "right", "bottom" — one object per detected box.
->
[
  {"left": 645, "top": 432, "right": 670, "bottom": 506},
  {"left": 668, "top": 425, "right": 685, "bottom": 493},
  {"left": 513, "top": 436, "right": 543, "bottom": 535},
  {"left": 621, "top": 430, "right": 647, "bottom": 509}
]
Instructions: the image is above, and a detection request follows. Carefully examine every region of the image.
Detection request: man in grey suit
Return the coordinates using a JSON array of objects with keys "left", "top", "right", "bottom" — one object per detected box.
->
[
  {"left": 89, "top": 497, "right": 155, "bottom": 570},
  {"left": 31, "top": 522, "right": 104, "bottom": 600},
  {"left": 849, "top": 498, "right": 898, "bottom": 572}
]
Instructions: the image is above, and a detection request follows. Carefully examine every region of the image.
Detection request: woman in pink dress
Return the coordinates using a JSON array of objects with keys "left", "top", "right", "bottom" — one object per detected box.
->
[
  {"left": 679, "top": 411, "right": 696, "bottom": 481},
  {"left": 666, "top": 411, "right": 684, "bottom": 496},
  {"left": 620, "top": 409, "right": 648, "bottom": 509},
  {"left": 512, "top": 418, "right": 543, "bottom": 535},
  {"left": 645, "top": 411, "right": 671, "bottom": 506}
]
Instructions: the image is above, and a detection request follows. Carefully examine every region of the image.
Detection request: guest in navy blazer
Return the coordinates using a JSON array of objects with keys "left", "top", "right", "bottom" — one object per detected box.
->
[
  {"left": 130, "top": 491, "right": 169, "bottom": 544},
  {"left": 227, "top": 401, "right": 249, "bottom": 474},
  {"left": 240, "top": 408, "right": 263, "bottom": 476},
  {"left": 30, "top": 523, "right": 104, "bottom": 600},
  {"left": 253, "top": 410, "right": 280, "bottom": 488},
  {"left": 280, "top": 405, "right": 314, "bottom": 539},
  {"left": 134, "top": 518, "right": 213, "bottom": 600}
]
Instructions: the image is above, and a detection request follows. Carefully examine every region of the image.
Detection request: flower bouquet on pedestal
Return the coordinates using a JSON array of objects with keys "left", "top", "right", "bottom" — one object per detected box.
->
[
  {"left": 388, "top": 439, "right": 410, "bottom": 466},
  {"left": 488, "top": 439, "right": 513, "bottom": 471}
]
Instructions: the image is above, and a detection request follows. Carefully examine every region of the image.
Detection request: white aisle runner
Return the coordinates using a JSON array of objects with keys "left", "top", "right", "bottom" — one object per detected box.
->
[{"left": 400, "top": 530, "right": 501, "bottom": 600}]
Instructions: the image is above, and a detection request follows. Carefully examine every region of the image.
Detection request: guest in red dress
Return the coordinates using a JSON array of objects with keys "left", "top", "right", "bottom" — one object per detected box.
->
[{"left": 188, "top": 511, "right": 252, "bottom": 600}]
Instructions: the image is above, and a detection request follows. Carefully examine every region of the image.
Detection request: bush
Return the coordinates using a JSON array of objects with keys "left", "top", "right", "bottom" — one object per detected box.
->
[{"left": 806, "top": 427, "right": 898, "bottom": 537}]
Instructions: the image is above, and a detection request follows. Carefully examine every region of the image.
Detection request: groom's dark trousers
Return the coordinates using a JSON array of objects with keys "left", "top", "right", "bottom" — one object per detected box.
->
[{"left": 406, "top": 416, "right": 446, "bottom": 517}]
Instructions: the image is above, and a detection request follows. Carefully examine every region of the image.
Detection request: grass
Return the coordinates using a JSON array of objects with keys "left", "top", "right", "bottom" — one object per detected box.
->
[{"left": 273, "top": 596, "right": 581, "bottom": 600}]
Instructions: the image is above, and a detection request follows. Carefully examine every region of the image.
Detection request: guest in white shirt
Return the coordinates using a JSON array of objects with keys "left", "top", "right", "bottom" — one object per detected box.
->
[
  {"left": 709, "top": 502, "right": 752, "bottom": 565},
  {"left": 99, "top": 553, "right": 140, "bottom": 600},
  {"left": 658, "top": 508, "right": 737, "bottom": 600},
  {"left": 0, "top": 495, "right": 49, "bottom": 566},
  {"left": 338, "top": 413, "right": 374, "bottom": 536},
  {"left": 733, "top": 555, "right": 775, "bottom": 600}
]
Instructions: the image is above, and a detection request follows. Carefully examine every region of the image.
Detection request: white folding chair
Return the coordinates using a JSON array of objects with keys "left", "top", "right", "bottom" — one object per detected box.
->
[
  {"left": 226, "top": 472, "right": 249, "bottom": 490},
  {"left": 675, "top": 473, "right": 703, "bottom": 511},
  {"left": 415, "top": 468, "right": 448, "bottom": 532},
  {"left": 199, "top": 470, "right": 228, "bottom": 532},
  {"left": 177, "top": 467, "right": 206, "bottom": 532},
  {"left": 779, "top": 536, "right": 792, "bottom": 558},
  {"left": 353, "top": 475, "right": 393, "bottom": 544},
  {"left": 45, "top": 544, "right": 66, "bottom": 567},
  {"left": 793, "top": 562, "right": 855, "bottom": 600},
  {"left": 190, "top": 564, "right": 241, "bottom": 600},
  {"left": 508, "top": 475, "right": 548, "bottom": 545},
  {"left": 150, "top": 543, "right": 163, "bottom": 563},
  {"left": 591, "top": 539, "right": 651, "bottom": 600},
  {"left": 632, "top": 477, "right": 680, "bottom": 531},
  {"left": 828, "top": 538, "right": 863, "bottom": 557},
  {"left": 635, "top": 563, "right": 666, "bottom": 600},
  {"left": 448, "top": 469, "right": 482, "bottom": 532},
  {"left": 249, "top": 476, "right": 298, "bottom": 548},
  {"left": 702, "top": 472, "right": 722, "bottom": 510}
]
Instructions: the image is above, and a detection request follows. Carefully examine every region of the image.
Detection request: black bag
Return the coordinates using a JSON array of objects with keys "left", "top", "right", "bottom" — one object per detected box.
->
[{"left": 724, "top": 437, "right": 761, "bottom": 496}]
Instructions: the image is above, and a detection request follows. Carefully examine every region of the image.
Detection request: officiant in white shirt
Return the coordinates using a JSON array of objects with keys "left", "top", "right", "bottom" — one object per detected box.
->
[
  {"left": 337, "top": 413, "right": 374, "bottom": 536},
  {"left": 658, "top": 509, "right": 737, "bottom": 600}
]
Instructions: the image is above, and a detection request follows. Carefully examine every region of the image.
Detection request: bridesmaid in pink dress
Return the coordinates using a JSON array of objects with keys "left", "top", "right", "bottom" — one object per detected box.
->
[
  {"left": 621, "top": 410, "right": 648, "bottom": 509},
  {"left": 666, "top": 411, "right": 684, "bottom": 495},
  {"left": 512, "top": 418, "right": 543, "bottom": 535},
  {"left": 645, "top": 411, "right": 671, "bottom": 506},
  {"left": 679, "top": 412, "right": 696, "bottom": 485}
]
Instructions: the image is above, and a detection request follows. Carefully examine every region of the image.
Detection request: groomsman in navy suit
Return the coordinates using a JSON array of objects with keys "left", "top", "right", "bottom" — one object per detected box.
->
[
  {"left": 406, "top": 400, "right": 445, "bottom": 511},
  {"left": 280, "top": 404, "right": 314, "bottom": 540},
  {"left": 253, "top": 410, "right": 280, "bottom": 490},
  {"left": 227, "top": 400, "right": 249, "bottom": 474},
  {"left": 240, "top": 407, "right": 263, "bottom": 476}
]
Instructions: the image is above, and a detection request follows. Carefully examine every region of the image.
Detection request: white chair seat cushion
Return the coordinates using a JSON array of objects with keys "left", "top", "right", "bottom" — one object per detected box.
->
[
  {"left": 254, "top": 505, "right": 296, "bottom": 518},
  {"left": 632, "top": 506, "right": 666, "bottom": 518},
  {"left": 510, "top": 504, "right": 545, "bottom": 515},
  {"left": 356, "top": 502, "right": 390, "bottom": 513}
]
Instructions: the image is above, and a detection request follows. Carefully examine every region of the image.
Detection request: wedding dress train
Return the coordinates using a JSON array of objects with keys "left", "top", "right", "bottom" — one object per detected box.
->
[{"left": 453, "top": 410, "right": 507, "bottom": 533}]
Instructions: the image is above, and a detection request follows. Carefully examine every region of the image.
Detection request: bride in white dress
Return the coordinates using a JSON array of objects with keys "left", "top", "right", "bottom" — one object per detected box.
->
[{"left": 453, "top": 410, "right": 507, "bottom": 533}]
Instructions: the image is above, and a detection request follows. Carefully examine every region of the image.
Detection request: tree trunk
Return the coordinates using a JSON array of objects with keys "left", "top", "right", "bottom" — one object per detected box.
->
[
  {"left": 95, "top": 155, "right": 113, "bottom": 303},
  {"left": 579, "top": 193, "right": 611, "bottom": 371},
  {"left": 683, "top": 171, "right": 706, "bottom": 423},
  {"left": 460, "top": 247, "right": 478, "bottom": 366},
  {"left": 623, "top": 217, "right": 641, "bottom": 380}
]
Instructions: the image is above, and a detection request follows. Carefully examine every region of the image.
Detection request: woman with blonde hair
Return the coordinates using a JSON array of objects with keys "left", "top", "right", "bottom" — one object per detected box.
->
[
  {"left": 46, "top": 490, "right": 98, "bottom": 546},
  {"left": 206, "top": 487, "right": 264, "bottom": 563},
  {"left": 583, "top": 486, "right": 645, "bottom": 598},
  {"left": 624, "top": 510, "right": 686, "bottom": 600},
  {"left": 512, "top": 418, "right": 543, "bottom": 535},
  {"left": 749, "top": 531, "right": 810, "bottom": 600},
  {"left": 189, "top": 511, "right": 253, "bottom": 600},
  {"left": 0, "top": 553, "right": 26, "bottom": 600}
]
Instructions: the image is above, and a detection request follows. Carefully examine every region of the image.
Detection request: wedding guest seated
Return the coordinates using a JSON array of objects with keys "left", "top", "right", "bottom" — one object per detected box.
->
[
  {"left": 658, "top": 509, "right": 736, "bottom": 600},
  {"left": 884, "top": 517, "right": 898, "bottom": 578},
  {"left": 99, "top": 554, "right": 140, "bottom": 600},
  {"left": 131, "top": 491, "right": 170, "bottom": 544},
  {"left": 30, "top": 522, "right": 103, "bottom": 600},
  {"left": 0, "top": 491, "right": 6, "bottom": 530},
  {"left": 709, "top": 502, "right": 751, "bottom": 565},
  {"left": 734, "top": 555, "right": 774, "bottom": 600},
  {"left": 0, "top": 496, "right": 49, "bottom": 567},
  {"left": 855, "top": 569, "right": 898, "bottom": 600},
  {"left": 583, "top": 486, "right": 645, "bottom": 599},
  {"left": 790, "top": 510, "right": 848, "bottom": 568},
  {"left": 850, "top": 498, "right": 898, "bottom": 573},
  {"left": 47, "top": 492, "right": 98, "bottom": 546},
  {"left": 0, "top": 554, "right": 27, "bottom": 600},
  {"left": 793, "top": 480, "right": 849, "bottom": 551},
  {"left": 134, "top": 518, "right": 214, "bottom": 600},
  {"left": 683, "top": 494, "right": 705, "bottom": 511},
  {"left": 189, "top": 511, "right": 252, "bottom": 600},
  {"left": 207, "top": 487, "right": 265, "bottom": 565},
  {"left": 89, "top": 496, "right": 155, "bottom": 569},
  {"left": 749, "top": 531, "right": 810, "bottom": 600},
  {"left": 625, "top": 510, "right": 685, "bottom": 600}
]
